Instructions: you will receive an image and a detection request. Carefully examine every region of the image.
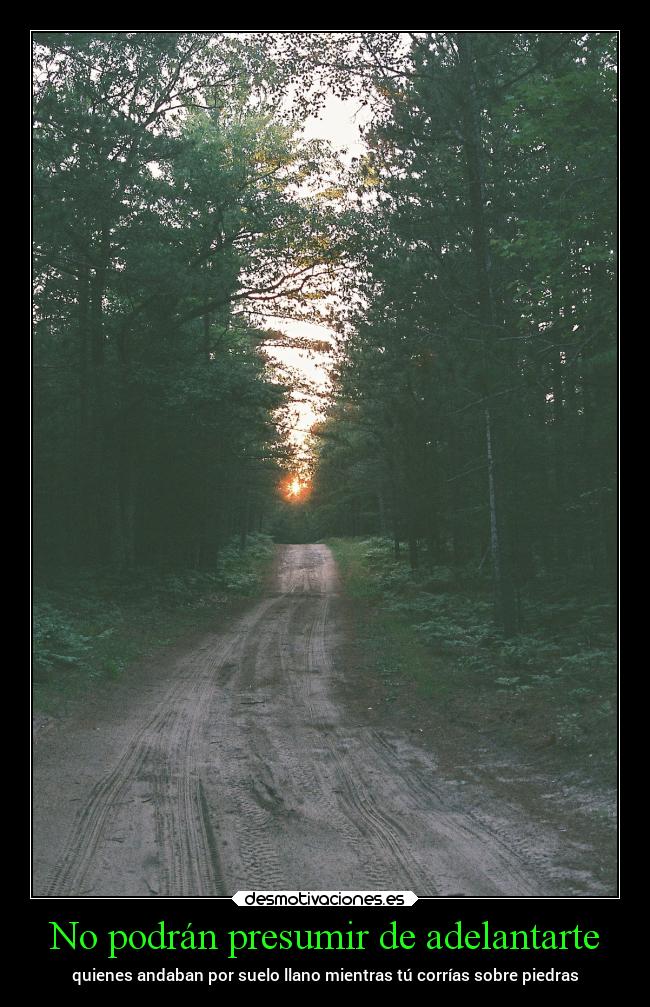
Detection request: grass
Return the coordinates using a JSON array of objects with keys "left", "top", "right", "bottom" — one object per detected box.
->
[
  {"left": 33, "top": 533, "right": 275, "bottom": 717},
  {"left": 328, "top": 536, "right": 617, "bottom": 783},
  {"left": 328, "top": 537, "right": 437, "bottom": 704}
]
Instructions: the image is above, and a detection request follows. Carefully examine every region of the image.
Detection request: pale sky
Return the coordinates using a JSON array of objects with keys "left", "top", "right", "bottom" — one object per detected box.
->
[
  {"left": 263, "top": 94, "right": 369, "bottom": 464},
  {"left": 301, "top": 92, "right": 369, "bottom": 160}
]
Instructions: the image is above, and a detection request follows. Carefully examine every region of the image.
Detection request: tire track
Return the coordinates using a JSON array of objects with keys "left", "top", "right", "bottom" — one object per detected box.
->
[
  {"left": 366, "top": 729, "right": 542, "bottom": 895},
  {"left": 275, "top": 597, "right": 393, "bottom": 887},
  {"left": 45, "top": 600, "right": 276, "bottom": 897},
  {"left": 213, "top": 594, "right": 296, "bottom": 890},
  {"left": 37, "top": 544, "right": 558, "bottom": 897},
  {"left": 304, "top": 597, "right": 430, "bottom": 892},
  {"left": 305, "top": 595, "right": 538, "bottom": 896}
]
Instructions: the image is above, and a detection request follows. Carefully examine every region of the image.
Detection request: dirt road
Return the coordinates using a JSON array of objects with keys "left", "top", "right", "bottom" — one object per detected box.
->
[{"left": 34, "top": 545, "right": 593, "bottom": 897}]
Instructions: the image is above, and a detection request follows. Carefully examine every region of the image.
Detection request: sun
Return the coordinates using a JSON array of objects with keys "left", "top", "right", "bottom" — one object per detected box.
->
[{"left": 281, "top": 474, "right": 310, "bottom": 502}]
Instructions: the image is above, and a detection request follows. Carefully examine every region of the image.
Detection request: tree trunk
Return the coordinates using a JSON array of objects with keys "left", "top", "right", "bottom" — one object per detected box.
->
[
  {"left": 457, "top": 32, "right": 517, "bottom": 636},
  {"left": 75, "top": 266, "right": 91, "bottom": 563},
  {"left": 239, "top": 487, "right": 250, "bottom": 551},
  {"left": 377, "top": 487, "right": 387, "bottom": 536},
  {"left": 408, "top": 527, "right": 419, "bottom": 571},
  {"left": 551, "top": 348, "right": 569, "bottom": 569},
  {"left": 89, "top": 230, "right": 112, "bottom": 563},
  {"left": 391, "top": 478, "right": 401, "bottom": 558}
]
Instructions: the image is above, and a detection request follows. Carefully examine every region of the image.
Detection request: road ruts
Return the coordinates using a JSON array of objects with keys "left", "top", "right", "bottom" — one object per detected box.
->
[
  {"left": 36, "top": 543, "right": 554, "bottom": 897},
  {"left": 43, "top": 601, "right": 277, "bottom": 897}
]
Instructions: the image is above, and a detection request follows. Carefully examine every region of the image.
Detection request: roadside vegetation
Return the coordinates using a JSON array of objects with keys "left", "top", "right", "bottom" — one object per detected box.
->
[
  {"left": 329, "top": 537, "right": 616, "bottom": 790},
  {"left": 33, "top": 534, "right": 275, "bottom": 717},
  {"left": 33, "top": 31, "right": 616, "bottom": 797}
]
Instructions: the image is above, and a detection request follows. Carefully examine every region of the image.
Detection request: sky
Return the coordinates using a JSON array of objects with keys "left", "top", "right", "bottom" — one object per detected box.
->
[{"left": 262, "top": 94, "right": 370, "bottom": 465}]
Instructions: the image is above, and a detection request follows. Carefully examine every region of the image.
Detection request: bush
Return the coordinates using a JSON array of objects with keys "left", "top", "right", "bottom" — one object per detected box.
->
[
  {"left": 33, "top": 603, "right": 93, "bottom": 681},
  {"left": 33, "top": 534, "right": 276, "bottom": 708}
]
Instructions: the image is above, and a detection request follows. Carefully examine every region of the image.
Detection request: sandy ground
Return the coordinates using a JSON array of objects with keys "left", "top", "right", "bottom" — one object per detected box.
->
[{"left": 33, "top": 544, "right": 611, "bottom": 898}]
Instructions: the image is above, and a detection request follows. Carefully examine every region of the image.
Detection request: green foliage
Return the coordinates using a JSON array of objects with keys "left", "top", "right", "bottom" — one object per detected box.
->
[
  {"left": 33, "top": 605, "right": 94, "bottom": 681},
  {"left": 33, "top": 534, "right": 275, "bottom": 713},
  {"left": 217, "top": 534, "right": 275, "bottom": 593},
  {"left": 33, "top": 32, "right": 348, "bottom": 574},
  {"left": 330, "top": 536, "right": 615, "bottom": 768},
  {"left": 32, "top": 31, "right": 616, "bottom": 751},
  {"left": 308, "top": 31, "right": 617, "bottom": 623}
]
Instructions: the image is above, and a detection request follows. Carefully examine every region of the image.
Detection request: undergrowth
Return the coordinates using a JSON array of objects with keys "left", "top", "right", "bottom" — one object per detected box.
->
[
  {"left": 328, "top": 536, "right": 616, "bottom": 780},
  {"left": 33, "top": 533, "right": 275, "bottom": 716}
]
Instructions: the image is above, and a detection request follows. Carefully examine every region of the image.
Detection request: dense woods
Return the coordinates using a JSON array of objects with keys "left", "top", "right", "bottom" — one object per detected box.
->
[
  {"left": 34, "top": 31, "right": 617, "bottom": 639},
  {"left": 33, "top": 32, "right": 344, "bottom": 572},
  {"left": 302, "top": 31, "right": 617, "bottom": 634},
  {"left": 32, "top": 33, "right": 617, "bottom": 907}
]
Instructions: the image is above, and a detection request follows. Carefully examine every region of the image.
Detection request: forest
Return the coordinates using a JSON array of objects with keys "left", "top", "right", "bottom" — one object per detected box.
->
[
  {"left": 33, "top": 30, "right": 617, "bottom": 902},
  {"left": 33, "top": 30, "right": 616, "bottom": 747}
]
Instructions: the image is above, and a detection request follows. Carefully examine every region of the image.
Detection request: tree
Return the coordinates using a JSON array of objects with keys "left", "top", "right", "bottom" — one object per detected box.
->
[
  {"left": 297, "top": 31, "right": 616, "bottom": 631},
  {"left": 33, "top": 31, "right": 347, "bottom": 570}
]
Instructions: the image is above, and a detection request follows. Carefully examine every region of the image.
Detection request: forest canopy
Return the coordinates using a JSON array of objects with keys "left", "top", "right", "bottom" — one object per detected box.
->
[
  {"left": 33, "top": 31, "right": 347, "bottom": 570},
  {"left": 33, "top": 31, "right": 617, "bottom": 636}
]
